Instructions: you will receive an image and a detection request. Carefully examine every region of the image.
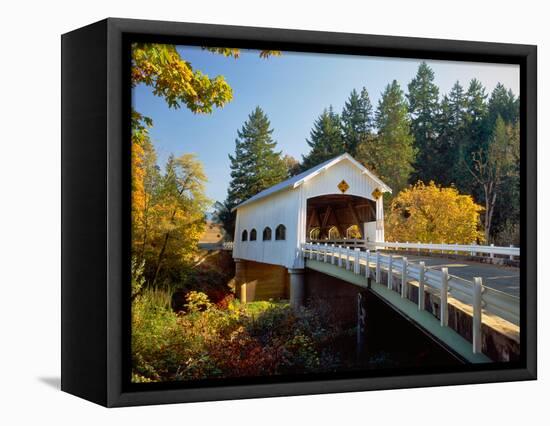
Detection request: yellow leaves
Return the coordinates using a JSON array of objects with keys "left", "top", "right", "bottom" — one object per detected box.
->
[
  {"left": 385, "top": 181, "right": 484, "bottom": 244},
  {"left": 132, "top": 43, "right": 281, "bottom": 114},
  {"left": 132, "top": 43, "right": 234, "bottom": 113}
]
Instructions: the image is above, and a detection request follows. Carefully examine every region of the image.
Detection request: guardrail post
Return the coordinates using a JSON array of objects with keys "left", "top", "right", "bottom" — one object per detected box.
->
[
  {"left": 331, "top": 244, "right": 336, "bottom": 265},
  {"left": 365, "top": 250, "right": 370, "bottom": 278},
  {"left": 345, "top": 247, "right": 351, "bottom": 270},
  {"left": 316, "top": 243, "right": 321, "bottom": 261},
  {"left": 354, "top": 248, "right": 360, "bottom": 274},
  {"left": 417, "top": 242, "right": 421, "bottom": 254},
  {"left": 418, "top": 261, "right": 426, "bottom": 311},
  {"left": 387, "top": 254, "right": 393, "bottom": 290},
  {"left": 401, "top": 257, "right": 408, "bottom": 298},
  {"left": 509, "top": 245, "right": 514, "bottom": 261},
  {"left": 323, "top": 243, "right": 328, "bottom": 263},
  {"left": 490, "top": 243, "right": 494, "bottom": 259},
  {"left": 470, "top": 242, "right": 476, "bottom": 257},
  {"left": 455, "top": 243, "right": 459, "bottom": 255},
  {"left": 376, "top": 252, "right": 381, "bottom": 284},
  {"left": 473, "top": 277, "right": 483, "bottom": 354},
  {"left": 440, "top": 267, "right": 449, "bottom": 326},
  {"left": 338, "top": 245, "right": 343, "bottom": 268}
]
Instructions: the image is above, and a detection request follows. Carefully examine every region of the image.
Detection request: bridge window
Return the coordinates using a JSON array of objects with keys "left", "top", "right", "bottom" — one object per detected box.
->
[
  {"left": 250, "top": 228, "right": 257, "bottom": 241},
  {"left": 309, "top": 227, "right": 320, "bottom": 240},
  {"left": 275, "top": 224, "right": 286, "bottom": 240},
  {"left": 241, "top": 229, "right": 248, "bottom": 241},
  {"left": 346, "top": 225, "right": 361, "bottom": 239},
  {"left": 328, "top": 226, "right": 341, "bottom": 239},
  {"left": 263, "top": 227, "right": 272, "bottom": 241}
]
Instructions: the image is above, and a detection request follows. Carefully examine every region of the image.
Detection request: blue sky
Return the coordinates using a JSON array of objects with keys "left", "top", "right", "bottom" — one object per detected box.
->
[{"left": 132, "top": 45, "right": 519, "bottom": 206}]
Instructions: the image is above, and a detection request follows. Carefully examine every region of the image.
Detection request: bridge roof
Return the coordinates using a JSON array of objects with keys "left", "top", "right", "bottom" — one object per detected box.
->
[{"left": 232, "top": 153, "right": 391, "bottom": 211}]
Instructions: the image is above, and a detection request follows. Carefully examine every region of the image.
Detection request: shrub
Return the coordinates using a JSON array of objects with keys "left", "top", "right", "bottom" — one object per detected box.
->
[{"left": 132, "top": 292, "right": 345, "bottom": 382}]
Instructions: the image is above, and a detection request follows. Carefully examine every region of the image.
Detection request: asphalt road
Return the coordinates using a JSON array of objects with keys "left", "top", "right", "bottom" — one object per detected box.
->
[{"left": 390, "top": 254, "right": 520, "bottom": 297}]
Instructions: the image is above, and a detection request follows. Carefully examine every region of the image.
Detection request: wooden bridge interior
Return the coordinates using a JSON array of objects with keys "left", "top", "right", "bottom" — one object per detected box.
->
[{"left": 306, "top": 194, "right": 376, "bottom": 240}]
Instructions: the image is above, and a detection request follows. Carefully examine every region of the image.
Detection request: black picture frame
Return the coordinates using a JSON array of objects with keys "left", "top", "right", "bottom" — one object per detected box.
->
[{"left": 61, "top": 17, "right": 537, "bottom": 407}]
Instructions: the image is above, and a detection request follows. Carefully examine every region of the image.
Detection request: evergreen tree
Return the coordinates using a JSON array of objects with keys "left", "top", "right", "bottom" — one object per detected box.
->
[
  {"left": 465, "top": 79, "right": 489, "bottom": 143},
  {"left": 488, "top": 83, "right": 519, "bottom": 128},
  {"left": 373, "top": 80, "right": 416, "bottom": 193},
  {"left": 485, "top": 84, "right": 520, "bottom": 241},
  {"left": 435, "top": 81, "right": 468, "bottom": 187},
  {"left": 455, "top": 79, "right": 490, "bottom": 194},
  {"left": 407, "top": 62, "right": 440, "bottom": 183},
  {"left": 301, "top": 106, "right": 345, "bottom": 170},
  {"left": 341, "top": 87, "right": 374, "bottom": 156},
  {"left": 221, "top": 107, "right": 288, "bottom": 238}
]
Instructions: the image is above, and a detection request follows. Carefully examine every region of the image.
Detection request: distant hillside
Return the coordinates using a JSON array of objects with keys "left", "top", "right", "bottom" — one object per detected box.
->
[{"left": 198, "top": 221, "right": 227, "bottom": 249}]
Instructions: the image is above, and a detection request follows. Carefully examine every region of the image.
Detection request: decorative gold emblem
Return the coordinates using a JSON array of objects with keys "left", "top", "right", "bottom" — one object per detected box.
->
[
  {"left": 337, "top": 180, "right": 349, "bottom": 193},
  {"left": 371, "top": 188, "right": 383, "bottom": 199}
]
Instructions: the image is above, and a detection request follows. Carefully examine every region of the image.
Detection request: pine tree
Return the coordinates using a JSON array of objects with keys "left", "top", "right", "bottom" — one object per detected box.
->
[
  {"left": 341, "top": 87, "right": 374, "bottom": 156},
  {"left": 221, "top": 107, "right": 288, "bottom": 238},
  {"left": 407, "top": 62, "right": 440, "bottom": 184},
  {"left": 458, "top": 79, "right": 490, "bottom": 194},
  {"left": 301, "top": 106, "right": 345, "bottom": 170},
  {"left": 373, "top": 80, "right": 416, "bottom": 193},
  {"left": 488, "top": 83, "right": 519, "bottom": 128},
  {"left": 436, "top": 81, "right": 468, "bottom": 188}
]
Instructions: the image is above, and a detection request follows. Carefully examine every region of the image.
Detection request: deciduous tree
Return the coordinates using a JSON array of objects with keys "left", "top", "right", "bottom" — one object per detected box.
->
[
  {"left": 131, "top": 43, "right": 279, "bottom": 113},
  {"left": 149, "top": 154, "right": 210, "bottom": 287},
  {"left": 385, "top": 181, "right": 484, "bottom": 244},
  {"left": 464, "top": 116, "right": 518, "bottom": 242}
]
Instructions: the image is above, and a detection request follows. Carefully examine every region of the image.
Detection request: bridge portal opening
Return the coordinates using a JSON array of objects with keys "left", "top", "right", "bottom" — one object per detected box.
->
[{"left": 306, "top": 194, "right": 376, "bottom": 242}]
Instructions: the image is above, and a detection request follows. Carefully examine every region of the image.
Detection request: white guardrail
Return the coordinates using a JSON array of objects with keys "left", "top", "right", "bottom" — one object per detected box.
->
[
  {"left": 302, "top": 242, "right": 520, "bottom": 355},
  {"left": 307, "top": 239, "right": 520, "bottom": 260}
]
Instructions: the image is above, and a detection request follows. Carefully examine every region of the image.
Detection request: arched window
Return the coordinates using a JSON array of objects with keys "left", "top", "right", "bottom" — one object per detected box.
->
[
  {"left": 346, "top": 225, "right": 362, "bottom": 239},
  {"left": 263, "top": 227, "right": 272, "bottom": 241},
  {"left": 275, "top": 224, "right": 286, "bottom": 241},
  {"left": 241, "top": 229, "right": 248, "bottom": 241},
  {"left": 328, "top": 226, "right": 341, "bottom": 239},
  {"left": 309, "top": 227, "right": 321, "bottom": 240},
  {"left": 250, "top": 228, "right": 257, "bottom": 241}
]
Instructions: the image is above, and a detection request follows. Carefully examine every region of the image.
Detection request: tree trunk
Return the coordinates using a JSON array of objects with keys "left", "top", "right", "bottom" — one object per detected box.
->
[{"left": 151, "top": 231, "right": 170, "bottom": 288}]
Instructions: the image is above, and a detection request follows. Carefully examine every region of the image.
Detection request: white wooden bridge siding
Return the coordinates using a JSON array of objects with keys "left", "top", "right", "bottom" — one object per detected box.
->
[
  {"left": 233, "top": 186, "right": 300, "bottom": 269},
  {"left": 233, "top": 156, "right": 387, "bottom": 270},
  {"left": 300, "top": 158, "right": 384, "bottom": 256}
]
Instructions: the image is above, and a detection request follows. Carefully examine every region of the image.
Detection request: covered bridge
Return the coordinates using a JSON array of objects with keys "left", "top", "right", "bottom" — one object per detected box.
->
[{"left": 232, "top": 153, "right": 391, "bottom": 306}]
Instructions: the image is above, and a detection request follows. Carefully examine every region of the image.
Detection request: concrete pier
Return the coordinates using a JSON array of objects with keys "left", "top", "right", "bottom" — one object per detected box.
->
[{"left": 288, "top": 268, "right": 305, "bottom": 310}]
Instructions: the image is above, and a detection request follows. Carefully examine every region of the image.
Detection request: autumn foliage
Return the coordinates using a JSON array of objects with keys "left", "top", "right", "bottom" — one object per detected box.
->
[
  {"left": 132, "top": 291, "right": 342, "bottom": 382},
  {"left": 385, "top": 181, "right": 484, "bottom": 244}
]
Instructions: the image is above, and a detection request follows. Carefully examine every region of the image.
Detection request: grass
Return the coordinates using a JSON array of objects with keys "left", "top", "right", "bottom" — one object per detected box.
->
[{"left": 237, "top": 299, "right": 289, "bottom": 316}]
